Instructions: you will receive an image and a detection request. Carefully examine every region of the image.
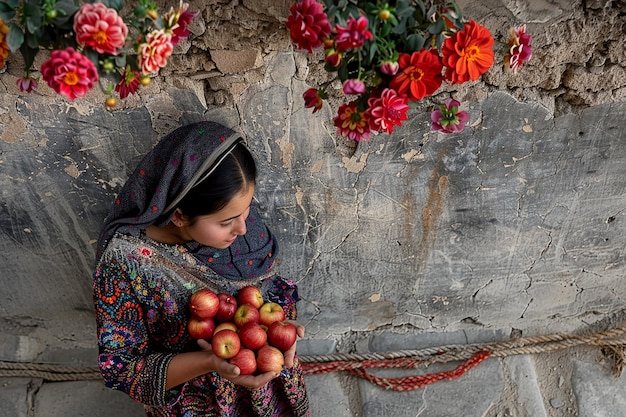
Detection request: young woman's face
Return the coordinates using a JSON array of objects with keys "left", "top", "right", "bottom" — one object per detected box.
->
[{"left": 179, "top": 186, "right": 255, "bottom": 249}]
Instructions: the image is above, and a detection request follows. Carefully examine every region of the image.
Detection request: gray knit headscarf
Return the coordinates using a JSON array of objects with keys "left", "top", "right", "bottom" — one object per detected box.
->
[{"left": 95, "top": 121, "right": 277, "bottom": 281}]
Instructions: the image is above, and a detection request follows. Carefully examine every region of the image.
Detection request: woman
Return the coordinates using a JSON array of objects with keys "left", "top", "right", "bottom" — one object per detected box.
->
[{"left": 93, "top": 121, "right": 310, "bottom": 416}]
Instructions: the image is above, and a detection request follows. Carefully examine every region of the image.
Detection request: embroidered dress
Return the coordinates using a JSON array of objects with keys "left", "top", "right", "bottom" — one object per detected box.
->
[{"left": 93, "top": 122, "right": 309, "bottom": 416}]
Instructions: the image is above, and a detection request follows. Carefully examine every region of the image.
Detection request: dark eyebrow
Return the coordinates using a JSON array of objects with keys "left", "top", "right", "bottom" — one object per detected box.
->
[{"left": 219, "top": 205, "right": 251, "bottom": 222}]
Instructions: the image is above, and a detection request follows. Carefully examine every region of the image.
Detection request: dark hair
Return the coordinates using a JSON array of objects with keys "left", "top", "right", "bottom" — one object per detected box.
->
[{"left": 177, "top": 143, "right": 257, "bottom": 219}]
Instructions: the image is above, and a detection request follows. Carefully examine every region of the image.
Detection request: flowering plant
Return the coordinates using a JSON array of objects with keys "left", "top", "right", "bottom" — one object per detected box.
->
[
  {"left": 286, "top": 0, "right": 532, "bottom": 141},
  {"left": 0, "top": 0, "right": 196, "bottom": 106}
]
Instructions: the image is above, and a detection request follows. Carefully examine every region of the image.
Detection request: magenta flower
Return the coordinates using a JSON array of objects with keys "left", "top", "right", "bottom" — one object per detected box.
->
[
  {"left": 505, "top": 25, "right": 532, "bottom": 73},
  {"left": 16, "top": 76, "right": 38, "bottom": 93},
  {"left": 333, "top": 101, "right": 371, "bottom": 141},
  {"left": 431, "top": 98, "right": 470, "bottom": 134},
  {"left": 40, "top": 47, "right": 99, "bottom": 100},
  {"left": 366, "top": 88, "right": 409, "bottom": 134},
  {"left": 286, "top": 0, "right": 332, "bottom": 53},
  {"left": 379, "top": 60, "right": 399, "bottom": 76},
  {"left": 334, "top": 16, "right": 373, "bottom": 52},
  {"left": 164, "top": 2, "right": 198, "bottom": 45},
  {"left": 73, "top": 2, "right": 128, "bottom": 55},
  {"left": 342, "top": 79, "right": 366, "bottom": 95},
  {"left": 303, "top": 87, "right": 325, "bottom": 113}
]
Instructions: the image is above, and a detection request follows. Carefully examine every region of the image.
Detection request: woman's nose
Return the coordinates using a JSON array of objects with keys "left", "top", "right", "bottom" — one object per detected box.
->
[{"left": 233, "top": 216, "right": 247, "bottom": 235}]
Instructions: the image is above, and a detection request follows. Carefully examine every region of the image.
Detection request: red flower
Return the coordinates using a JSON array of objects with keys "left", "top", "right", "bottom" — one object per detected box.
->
[
  {"left": 366, "top": 88, "right": 409, "bottom": 134},
  {"left": 115, "top": 66, "right": 141, "bottom": 99},
  {"left": 334, "top": 16, "right": 373, "bottom": 52},
  {"left": 40, "top": 47, "right": 99, "bottom": 100},
  {"left": 303, "top": 87, "right": 325, "bottom": 113},
  {"left": 138, "top": 29, "right": 174, "bottom": 75},
  {"left": 442, "top": 20, "right": 494, "bottom": 84},
  {"left": 16, "top": 76, "right": 38, "bottom": 93},
  {"left": 389, "top": 50, "right": 443, "bottom": 101},
  {"left": 164, "top": 2, "right": 198, "bottom": 45},
  {"left": 505, "top": 25, "right": 532, "bottom": 73},
  {"left": 325, "top": 48, "right": 342, "bottom": 67},
  {"left": 73, "top": 2, "right": 128, "bottom": 55},
  {"left": 286, "top": 0, "right": 332, "bottom": 53},
  {"left": 333, "top": 101, "right": 371, "bottom": 141}
]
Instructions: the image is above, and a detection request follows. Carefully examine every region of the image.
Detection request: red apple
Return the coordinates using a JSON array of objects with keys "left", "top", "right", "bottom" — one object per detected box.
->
[
  {"left": 189, "top": 288, "right": 220, "bottom": 319},
  {"left": 238, "top": 322, "right": 267, "bottom": 350},
  {"left": 211, "top": 329, "right": 241, "bottom": 359},
  {"left": 237, "top": 285, "right": 264, "bottom": 309},
  {"left": 233, "top": 303, "right": 260, "bottom": 328},
  {"left": 187, "top": 317, "right": 215, "bottom": 340},
  {"left": 214, "top": 293, "right": 238, "bottom": 323},
  {"left": 256, "top": 345, "right": 285, "bottom": 374},
  {"left": 229, "top": 348, "right": 257, "bottom": 375},
  {"left": 258, "top": 302, "right": 286, "bottom": 327},
  {"left": 214, "top": 321, "right": 238, "bottom": 334},
  {"left": 267, "top": 321, "right": 298, "bottom": 352}
]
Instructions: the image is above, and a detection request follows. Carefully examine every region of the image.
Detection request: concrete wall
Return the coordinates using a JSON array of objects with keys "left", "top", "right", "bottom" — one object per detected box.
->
[{"left": 1, "top": 0, "right": 625, "bottom": 366}]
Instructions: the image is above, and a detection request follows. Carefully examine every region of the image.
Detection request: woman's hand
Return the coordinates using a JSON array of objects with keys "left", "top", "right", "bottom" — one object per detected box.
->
[
  {"left": 282, "top": 320, "right": 305, "bottom": 368},
  {"left": 197, "top": 339, "right": 277, "bottom": 389}
]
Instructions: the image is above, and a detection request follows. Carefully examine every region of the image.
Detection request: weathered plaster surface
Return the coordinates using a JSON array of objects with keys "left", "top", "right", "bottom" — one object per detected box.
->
[{"left": 0, "top": 0, "right": 625, "bottom": 355}]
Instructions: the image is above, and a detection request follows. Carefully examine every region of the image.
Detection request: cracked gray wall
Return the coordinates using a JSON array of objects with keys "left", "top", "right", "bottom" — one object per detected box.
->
[{"left": 0, "top": 0, "right": 625, "bottom": 351}]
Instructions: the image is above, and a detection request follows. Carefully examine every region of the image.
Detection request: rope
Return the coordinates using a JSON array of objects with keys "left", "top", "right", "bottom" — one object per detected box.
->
[{"left": 1, "top": 326, "right": 624, "bottom": 390}]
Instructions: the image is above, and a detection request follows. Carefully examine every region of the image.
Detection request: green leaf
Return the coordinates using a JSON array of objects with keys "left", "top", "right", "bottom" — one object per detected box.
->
[
  {"left": 53, "top": 0, "right": 79, "bottom": 25},
  {"left": 84, "top": 48, "right": 100, "bottom": 68},
  {"left": 114, "top": 54, "right": 127, "bottom": 68},
  {"left": 0, "top": 2, "right": 17, "bottom": 22},
  {"left": 102, "top": 0, "right": 123, "bottom": 12},
  {"left": 6, "top": 22, "right": 23, "bottom": 52},
  {"left": 24, "top": 30, "right": 38, "bottom": 49},
  {"left": 23, "top": 2, "right": 42, "bottom": 34},
  {"left": 19, "top": 39, "right": 38, "bottom": 70},
  {"left": 368, "top": 42, "right": 378, "bottom": 62},
  {"left": 428, "top": 19, "right": 444, "bottom": 35},
  {"left": 405, "top": 33, "right": 425, "bottom": 52}
]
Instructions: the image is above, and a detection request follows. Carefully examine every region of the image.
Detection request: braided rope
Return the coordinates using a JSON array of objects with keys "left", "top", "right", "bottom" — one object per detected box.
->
[{"left": 1, "top": 326, "right": 624, "bottom": 390}]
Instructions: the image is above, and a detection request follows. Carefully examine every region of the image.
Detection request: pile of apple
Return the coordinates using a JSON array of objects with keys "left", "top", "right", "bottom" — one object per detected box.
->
[{"left": 187, "top": 285, "right": 297, "bottom": 375}]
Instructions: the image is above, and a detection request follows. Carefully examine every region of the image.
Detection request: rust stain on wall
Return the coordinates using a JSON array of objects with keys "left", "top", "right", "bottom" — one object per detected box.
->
[{"left": 416, "top": 162, "right": 449, "bottom": 274}]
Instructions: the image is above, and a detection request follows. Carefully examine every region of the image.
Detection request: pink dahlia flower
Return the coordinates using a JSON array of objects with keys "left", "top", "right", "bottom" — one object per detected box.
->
[
  {"left": 366, "top": 88, "right": 409, "bottom": 134},
  {"left": 138, "top": 30, "right": 174, "bottom": 75},
  {"left": 286, "top": 0, "right": 332, "bottom": 53},
  {"left": 40, "top": 47, "right": 99, "bottom": 100},
  {"left": 16, "top": 76, "right": 38, "bottom": 93},
  {"left": 334, "top": 16, "right": 373, "bottom": 52},
  {"left": 379, "top": 60, "right": 399, "bottom": 76},
  {"left": 342, "top": 79, "right": 366, "bottom": 95},
  {"left": 333, "top": 101, "right": 371, "bottom": 141},
  {"left": 73, "top": 2, "right": 128, "bottom": 55},
  {"left": 431, "top": 98, "right": 470, "bottom": 134}
]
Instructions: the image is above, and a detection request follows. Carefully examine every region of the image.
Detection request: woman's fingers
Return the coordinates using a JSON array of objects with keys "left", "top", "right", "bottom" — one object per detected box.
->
[{"left": 229, "top": 371, "right": 278, "bottom": 389}]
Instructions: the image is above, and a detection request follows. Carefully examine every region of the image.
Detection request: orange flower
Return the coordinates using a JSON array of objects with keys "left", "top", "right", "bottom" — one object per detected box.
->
[
  {"left": 0, "top": 18, "right": 10, "bottom": 69},
  {"left": 389, "top": 49, "right": 443, "bottom": 101},
  {"left": 442, "top": 20, "right": 494, "bottom": 84}
]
